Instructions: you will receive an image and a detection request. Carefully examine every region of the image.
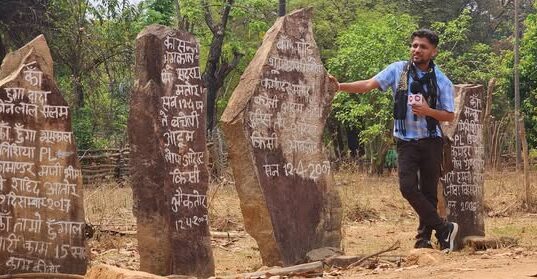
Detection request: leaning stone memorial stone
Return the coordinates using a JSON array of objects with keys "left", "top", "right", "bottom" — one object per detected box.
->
[
  {"left": 128, "top": 25, "right": 214, "bottom": 277},
  {"left": 0, "top": 35, "right": 86, "bottom": 274},
  {"left": 439, "top": 84, "right": 485, "bottom": 249},
  {"left": 221, "top": 9, "right": 342, "bottom": 266}
]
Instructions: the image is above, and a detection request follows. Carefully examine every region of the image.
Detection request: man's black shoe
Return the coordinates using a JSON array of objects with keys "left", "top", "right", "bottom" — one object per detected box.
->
[
  {"left": 414, "top": 238, "right": 433, "bottom": 249},
  {"left": 437, "top": 222, "right": 459, "bottom": 252}
]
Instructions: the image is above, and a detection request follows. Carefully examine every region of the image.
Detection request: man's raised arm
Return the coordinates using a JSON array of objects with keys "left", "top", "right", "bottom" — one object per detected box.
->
[{"left": 330, "top": 77, "right": 381, "bottom": 94}]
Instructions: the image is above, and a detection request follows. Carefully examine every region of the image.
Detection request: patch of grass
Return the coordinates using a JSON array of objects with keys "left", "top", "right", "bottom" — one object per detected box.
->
[
  {"left": 345, "top": 200, "right": 379, "bottom": 222},
  {"left": 484, "top": 170, "right": 537, "bottom": 216},
  {"left": 207, "top": 180, "right": 244, "bottom": 232},
  {"left": 83, "top": 168, "right": 537, "bottom": 275},
  {"left": 489, "top": 223, "right": 525, "bottom": 237},
  {"left": 84, "top": 182, "right": 134, "bottom": 228},
  {"left": 487, "top": 217, "right": 537, "bottom": 248},
  {"left": 335, "top": 170, "right": 408, "bottom": 224}
]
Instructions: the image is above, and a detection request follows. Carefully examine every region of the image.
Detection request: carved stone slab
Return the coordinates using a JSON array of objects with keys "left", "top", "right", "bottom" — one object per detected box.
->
[
  {"left": 220, "top": 9, "right": 342, "bottom": 266},
  {"left": 128, "top": 24, "right": 214, "bottom": 277},
  {"left": 0, "top": 35, "right": 86, "bottom": 274},
  {"left": 439, "top": 84, "right": 485, "bottom": 249}
]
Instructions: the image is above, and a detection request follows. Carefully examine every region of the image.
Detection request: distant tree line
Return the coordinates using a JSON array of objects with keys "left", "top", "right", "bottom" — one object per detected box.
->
[{"left": 0, "top": 0, "right": 535, "bottom": 171}]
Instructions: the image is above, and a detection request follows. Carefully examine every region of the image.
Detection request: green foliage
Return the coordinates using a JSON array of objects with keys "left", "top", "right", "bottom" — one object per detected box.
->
[
  {"left": 328, "top": 12, "right": 416, "bottom": 144},
  {"left": 328, "top": 13, "right": 415, "bottom": 80},
  {"left": 326, "top": 11, "right": 415, "bottom": 169},
  {"left": 288, "top": 0, "right": 399, "bottom": 59},
  {"left": 6, "top": 0, "right": 527, "bottom": 155},
  {"left": 433, "top": 8, "right": 514, "bottom": 118},
  {"left": 431, "top": 8, "right": 472, "bottom": 54},
  {"left": 140, "top": 0, "right": 176, "bottom": 26},
  {"left": 521, "top": 1, "right": 537, "bottom": 147},
  {"left": 211, "top": 0, "right": 279, "bottom": 118},
  {"left": 71, "top": 107, "right": 95, "bottom": 150},
  {"left": 46, "top": 0, "right": 141, "bottom": 149}
]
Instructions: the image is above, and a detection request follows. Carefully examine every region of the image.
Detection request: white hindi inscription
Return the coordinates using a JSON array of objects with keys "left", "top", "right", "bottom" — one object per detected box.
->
[
  {"left": 4, "top": 88, "right": 25, "bottom": 102},
  {"left": 249, "top": 110, "right": 272, "bottom": 129},
  {"left": 169, "top": 165, "right": 200, "bottom": 185},
  {"left": 262, "top": 161, "right": 331, "bottom": 181},
  {"left": 161, "top": 65, "right": 174, "bottom": 85},
  {"left": 175, "top": 215, "right": 208, "bottom": 231},
  {"left": 268, "top": 56, "right": 323, "bottom": 74},
  {"left": 245, "top": 33, "right": 334, "bottom": 185},
  {"left": 250, "top": 131, "right": 278, "bottom": 150},
  {"left": 277, "top": 35, "right": 313, "bottom": 58},
  {"left": 161, "top": 33, "right": 210, "bottom": 233},
  {"left": 0, "top": 122, "right": 11, "bottom": 141},
  {"left": 164, "top": 36, "right": 199, "bottom": 54},
  {"left": 176, "top": 67, "right": 201, "bottom": 82},
  {"left": 164, "top": 51, "right": 195, "bottom": 65},
  {"left": 443, "top": 91, "right": 484, "bottom": 213},
  {"left": 253, "top": 93, "right": 278, "bottom": 109},
  {"left": 0, "top": 58, "right": 86, "bottom": 272},
  {"left": 171, "top": 188, "right": 207, "bottom": 212},
  {"left": 0, "top": 192, "right": 71, "bottom": 213},
  {"left": 23, "top": 63, "right": 43, "bottom": 88}
]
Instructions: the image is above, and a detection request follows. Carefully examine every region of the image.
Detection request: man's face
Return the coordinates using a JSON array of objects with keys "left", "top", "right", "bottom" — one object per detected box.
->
[{"left": 410, "top": 37, "right": 438, "bottom": 66}]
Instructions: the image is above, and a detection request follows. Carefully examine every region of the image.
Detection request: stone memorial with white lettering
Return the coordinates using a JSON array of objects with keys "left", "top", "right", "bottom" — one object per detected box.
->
[
  {"left": 128, "top": 25, "right": 214, "bottom": 277},
  {"left": 0, "top": 35, "right": 86, "bottom": 274},
  {"left": 439, "top": 84, "right": 485, "bottom": 249},
  {"left": 220, "top": 8, "right": 342, "bottom": 266}
]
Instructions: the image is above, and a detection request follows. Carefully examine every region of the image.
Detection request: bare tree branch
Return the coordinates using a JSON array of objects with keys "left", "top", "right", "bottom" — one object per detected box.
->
[
  {"left": 216, "top": 49, "right": 243, "bottom": 94},
  {"left": 174, "top": 0, "right": 182, "bottom": 29},
  {"left": 201, "top": 0, "right": 216, "bottom": 34},
  {"left": 220, "top": 0, "right": 234, "bottom": 33},
  {"left": 346, "top": 240, "right": 401, "bottom": 269}
]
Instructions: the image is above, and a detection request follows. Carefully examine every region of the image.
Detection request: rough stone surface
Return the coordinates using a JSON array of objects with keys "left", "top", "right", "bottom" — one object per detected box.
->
[
  {"left": 128, "top": 24, "right": 214, "bottom": 277},
  {"left": 0, "top": 35, "right": 86, "bottom": 274},
  {"left": 85, "top": 264, "right": 168, "bottom": 279},
  {"left": 405, "top": 249, "right": 444, "bottom": 266},
  {"left": 438, "top": 84, "right": 485, "bottom": 249},
  {"left": 220, "top": 8, "right": 342, "bottom": 266}
]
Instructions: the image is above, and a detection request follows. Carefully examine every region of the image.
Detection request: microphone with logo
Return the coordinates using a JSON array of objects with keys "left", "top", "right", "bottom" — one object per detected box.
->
[{"left": 409, "top": 81, "right": 424, "bottom": 121}]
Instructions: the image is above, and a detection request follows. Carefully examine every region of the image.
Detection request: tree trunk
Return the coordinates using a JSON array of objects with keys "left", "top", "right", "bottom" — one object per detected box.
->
[
  {"left": 336, "top": 123, "right": 345, "bottom": 159},
  {"left": 205, "top": 79, "right": 219, "bottom": 133},
  {"left": 278, "top": 0, "right": 286, "bottom": 16},
  {"left": 0, "top": 34, "right": 6, "bottom": 63},
  {"left": 484, "top": 78, "right": 495, "bottom": 167},
  {"left": 519, "top": 117, "right": 532, "bottom": 205},
  {"left": 73, "top": 72, "right": 84, "bottom": 108},
  {"left": 325, "top": 115, "right": 344, "bottom": 160},
  {"left": 373, "top": 140, "right": 389, "bottom": 176},
  {"left": 347, "top": 128, "right": 359, "bottom": 158},
  {"left": 202, "top": 0, "right": 242, "bottom": 133},
  {"left": 203, "top": 34, "right": 225, "bottom": 132},
  {"left": 174, "top": 0, "right": 182, "bottom": 29}
]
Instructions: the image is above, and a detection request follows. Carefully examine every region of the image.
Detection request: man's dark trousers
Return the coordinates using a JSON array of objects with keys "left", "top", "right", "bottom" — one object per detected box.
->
[{"left": 396, "top": 137, "right": 444, "bottom": 240}]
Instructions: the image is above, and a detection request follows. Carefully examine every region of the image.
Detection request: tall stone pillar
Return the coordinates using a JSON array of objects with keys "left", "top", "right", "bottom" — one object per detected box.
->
[
  {"left": 221, "top": 9, "right": 342, "bottom": 266},
  {"left": 439, "top": 84, "right": 485, "bottom": 249},
  {"left": 0, "top": 35, "right": 86, "bottom": 275},
  {"left": 128, "top": 25, "right": 214, "bottom": 277}
]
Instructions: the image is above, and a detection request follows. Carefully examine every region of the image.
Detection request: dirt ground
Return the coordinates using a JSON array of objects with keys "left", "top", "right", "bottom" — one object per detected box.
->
[{"left": 85, "top": 169, "right": 537, "bottom": 278}]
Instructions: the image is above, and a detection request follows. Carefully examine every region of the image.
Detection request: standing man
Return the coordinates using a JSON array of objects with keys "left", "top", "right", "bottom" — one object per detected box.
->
[{"left": 331, "top": 29, "right": 459, "bottom": 252}]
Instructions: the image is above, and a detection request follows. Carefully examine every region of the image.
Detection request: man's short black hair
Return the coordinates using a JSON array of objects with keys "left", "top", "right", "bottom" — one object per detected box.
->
[{"left": 411, "top": 29, "right": 439, "bottom": 47}]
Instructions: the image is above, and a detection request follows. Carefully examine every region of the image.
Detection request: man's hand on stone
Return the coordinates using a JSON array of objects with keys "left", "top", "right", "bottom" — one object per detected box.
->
[
  {"left": 411, "top": 101, "right": 432, "bottom": 117},
  {"left": 328, "top": 74, "right": 340, "bottom": 91}
]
